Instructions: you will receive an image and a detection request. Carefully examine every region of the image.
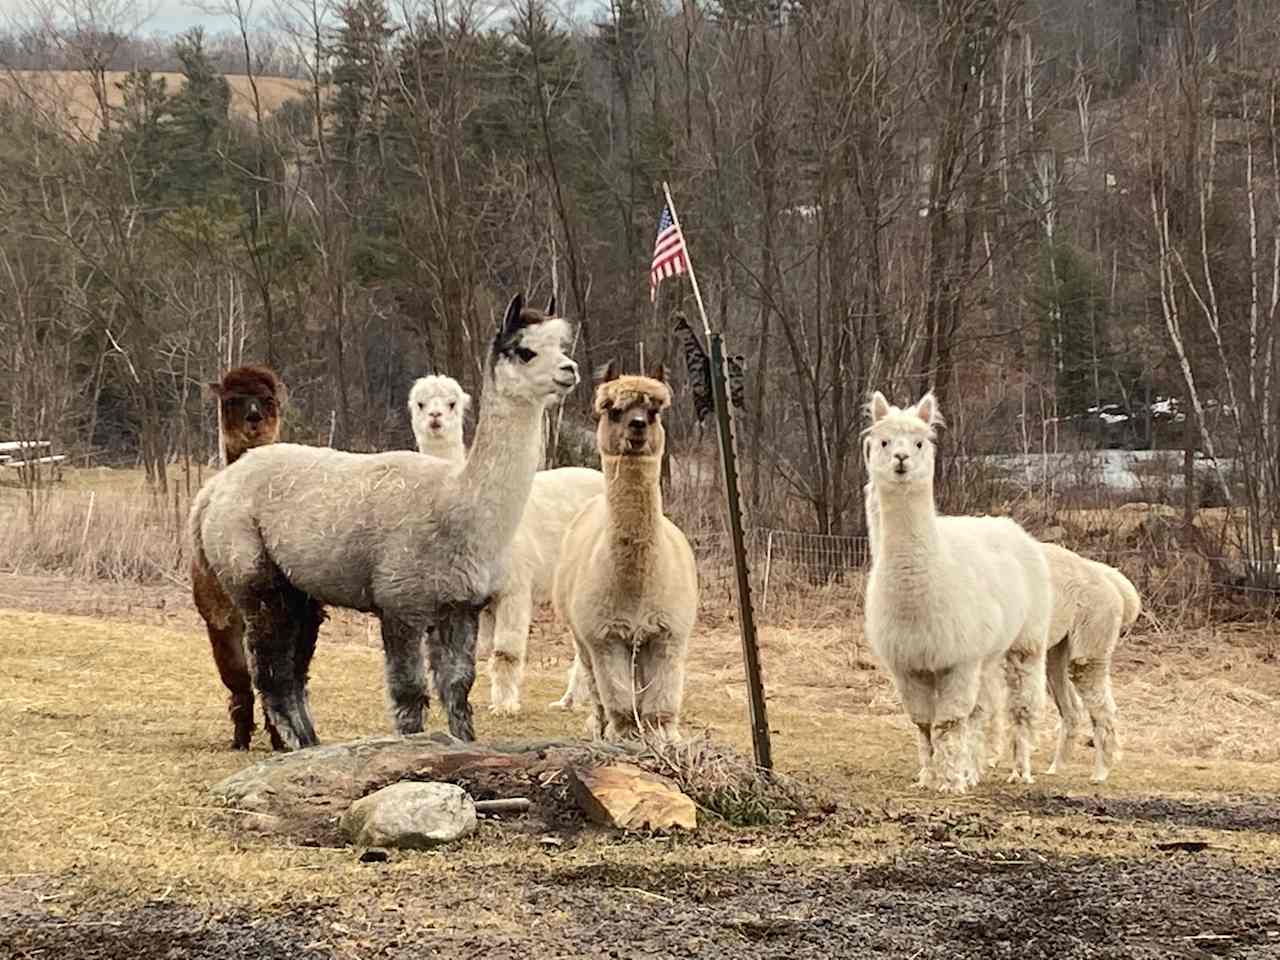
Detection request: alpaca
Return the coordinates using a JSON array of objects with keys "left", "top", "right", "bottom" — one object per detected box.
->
[
  {"left": 189, "top": 294, "right": 579, "bottom": 750},
  {"left": 863, "top": 391, "right": 1052, "bottom": 793},
  {"left": 405, "top": 372, "right": 605, "bottom": 715},
  {"left": 408, "top": 374, "right": 470, "bottom": 463},
  {"left": 191, "top": 364, "right": 288, "bottom": 750},
  {"left": 1041, "top": 543, "right": 1141, "bottom": 783},
  {"left": 553, "top": 363, "right": 698, "bottom": 742}
]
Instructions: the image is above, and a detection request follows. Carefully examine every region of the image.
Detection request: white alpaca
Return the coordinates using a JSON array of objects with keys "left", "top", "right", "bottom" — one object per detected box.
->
[
  {"left": 553, "top": 364, "right": 698, "bottom": 741},
  {"left": 408, "top": 374, "right": 470, "bottom": 463},
  {"left": 1041, "top": 542, "right": 1140, "bottom": 783},
  {"left": 406, "top": 372, "right": 605, "bottom": 715},
  {"left": 189, "top": 294, "right": 579, "bottom": 749},
  {"left": 863, "top": 391, "right": 1052, "bottom": 793}
]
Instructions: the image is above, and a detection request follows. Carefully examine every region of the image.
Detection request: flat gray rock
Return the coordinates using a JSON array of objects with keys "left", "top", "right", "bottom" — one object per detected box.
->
[{"left": 338, "top": 781, "right": 477, "bottom": 849}]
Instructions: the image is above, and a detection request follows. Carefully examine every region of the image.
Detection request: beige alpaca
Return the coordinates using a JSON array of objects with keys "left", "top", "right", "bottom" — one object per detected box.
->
[
  {"left": 553, "top": 364, "right": 698, "bottom": 742},
  {"left": 863, "top": 391, "right": 1053, "bottom": 794},
  {"left": 1040, "top": 543, "right": 1140, "bottom": 783}
]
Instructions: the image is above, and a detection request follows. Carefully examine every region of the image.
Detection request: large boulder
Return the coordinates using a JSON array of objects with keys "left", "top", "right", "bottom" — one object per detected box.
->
[{"left": 338, "top": 781, "right": 477, "bottom": 849}]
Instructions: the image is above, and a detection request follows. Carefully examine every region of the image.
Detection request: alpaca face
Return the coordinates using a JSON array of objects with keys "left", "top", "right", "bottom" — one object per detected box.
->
[
  {"left": 489, "top": 294, "right": 579, "bottom": 406},
  {"left": 409, "top": 375, "right": 469, "bottom": 449},
  {"left": 209, "top": 365, "right": 285, "bottom": 455},
  {"left": 593, "top": 363, "right": 671, "bottom": 459},
  {"left": 864, "top": 390, "right": 942, "bottom": 491}
]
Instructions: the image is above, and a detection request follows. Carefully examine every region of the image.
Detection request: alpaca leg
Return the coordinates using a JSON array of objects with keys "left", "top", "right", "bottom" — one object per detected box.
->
[
  {"left": 242, "top": 577, "right": 318, "bottom": 751},
  {"left": 912, "top": 725, "right": 933, "bottom": 788},
  {"left": 892, "top": 669, "right": 937, "bottom": 787},
  {"left": 569, "top": 634, "right": 607, "bottom": 738},
  {"left": 931, "top": 664, "right": 982, "bottom": 795},
  {"left": 635, "top": 637, "right": 687, "bottom": 742},
  {"left": 550, "top": 652, "right": 588, "bottom": 710},
  {"left": 1045, "top": 640, "right": 1077, "bottom": 775},
  {"left": 1071, "top": 658, "right": 1120, "bottom": 783},
  {"left": 205, "top": 615, "right": 255, "bottom": 750},
  {"left": 380, "top": 616, "right": 429, "bottom": 737},
  {"left": 979, "top": 655, "right": 1008, "bottom": 771},
  {"left": 1004, "top": 646, "right": 1047, "bottom": 785},
  {"left": 488, "top": 589, "right": 533, "bottom": 716},
  {"left": 476, "top": 607, "right": 496, "bottom": 662},
  {"left": 593, "top": 640, "right": 641, "bottom": 742},
  {"left": 431, "top": 605, "right": 480, "bottom": 742},
  {"left": 291, "top": 597, "right": 324, "bottom": 748}
]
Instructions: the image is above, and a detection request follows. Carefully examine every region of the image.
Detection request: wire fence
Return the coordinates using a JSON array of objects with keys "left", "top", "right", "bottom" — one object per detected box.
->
[{"left": 686, "top": 525, "right": 1280, "bottom": 625}]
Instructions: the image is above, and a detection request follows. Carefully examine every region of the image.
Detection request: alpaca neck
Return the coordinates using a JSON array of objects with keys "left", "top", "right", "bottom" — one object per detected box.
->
[
  {"left": 455, "top": 386, "right": 545, "bottom": 553},
  {"left": 416, "top": 428, "right": 466, "bottom": 465},
  {"left": 602, "top": 453, "right": 664, "bottom": 577},
  {"left": 872, "top": 483, "right": 942, "bottom": 568}
]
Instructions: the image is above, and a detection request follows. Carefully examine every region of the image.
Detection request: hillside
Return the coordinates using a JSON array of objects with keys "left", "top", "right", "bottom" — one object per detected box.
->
[{"left": 0, "top": 69, "right": 311, "bottom": 137}]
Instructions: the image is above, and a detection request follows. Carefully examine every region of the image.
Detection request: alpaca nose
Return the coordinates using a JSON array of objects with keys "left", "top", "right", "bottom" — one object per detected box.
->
[
  {"left": 628, "top": 415, "right": 647, "bottom": 433},
  {"left": 245, "top": 406, "right": 263, "bottom": 424},
  {"left": 559, "top": 360, "right": 579, "bottom": 381},
  {"left": 894, "top": 452, "right": 908, "bottom": 462}
]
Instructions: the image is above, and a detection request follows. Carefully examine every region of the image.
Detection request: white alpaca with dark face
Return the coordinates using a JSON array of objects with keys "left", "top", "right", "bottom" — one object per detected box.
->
[
  {"left": 189, "top": 293, "right": 579, "bottom": 750},
  {"left": 409, "top": 375, "right": 470, "bottom": 463},
  {"left": 863, "top": 390, "right": 1053, "bottom": 794}
]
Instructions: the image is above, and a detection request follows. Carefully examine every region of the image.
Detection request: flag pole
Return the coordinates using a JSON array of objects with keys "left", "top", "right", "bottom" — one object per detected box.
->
[
  {"left": 662, "top": 182, "right": 713, "bottom": 341},
  {"left": 660, "top": 181, "right": 772, "bottom": 770}
]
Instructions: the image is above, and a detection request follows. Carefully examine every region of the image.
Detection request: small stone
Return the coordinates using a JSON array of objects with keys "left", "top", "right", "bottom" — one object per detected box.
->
[
  {"left": 358, "top": 848, "right": 389, "bottom": 863},
  {"left": 339, "top": 782, "right": 477, "bottom": 849},
  {"left": 569, "top": 763, "right": 697, "bottom": 832}
]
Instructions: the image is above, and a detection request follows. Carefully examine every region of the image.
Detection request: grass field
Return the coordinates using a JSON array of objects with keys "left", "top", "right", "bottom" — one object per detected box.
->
[
  {"left": 0, "top": 70, "right": 310, "bottom": 138},
  {"left": 1, "top": 581, "right": 1278, "bottom": 957}
]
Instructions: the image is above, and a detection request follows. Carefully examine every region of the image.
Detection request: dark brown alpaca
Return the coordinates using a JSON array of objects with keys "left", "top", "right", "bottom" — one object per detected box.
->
[{"left": 192, "top": 364, "right": 289, "bottom": 749}]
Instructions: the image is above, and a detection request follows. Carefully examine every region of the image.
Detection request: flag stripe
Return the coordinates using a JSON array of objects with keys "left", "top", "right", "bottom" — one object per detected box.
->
[{"left": 650, "top": 201, "right": 689, "bottom": 302}]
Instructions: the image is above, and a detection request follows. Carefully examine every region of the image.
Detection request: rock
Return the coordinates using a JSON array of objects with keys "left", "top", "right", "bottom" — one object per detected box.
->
[
  {"left": 569, "top": 763, "right": 697, "bottom": 832},
  {"left": 358, "top": 848, "right": 389, "bottom": 863},
  {"left": 338, "top": 782, "right": 477, "bottom": 849}
]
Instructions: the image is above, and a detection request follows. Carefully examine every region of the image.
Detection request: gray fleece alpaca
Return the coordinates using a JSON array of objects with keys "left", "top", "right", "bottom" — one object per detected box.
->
[{"left": 189, "top": 294, "right": 579, "bottom": 750}]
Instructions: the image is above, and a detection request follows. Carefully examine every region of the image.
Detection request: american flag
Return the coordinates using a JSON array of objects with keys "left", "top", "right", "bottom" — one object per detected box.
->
[{"left": 650, "top": 203, "right": 687, "bottom": 303}]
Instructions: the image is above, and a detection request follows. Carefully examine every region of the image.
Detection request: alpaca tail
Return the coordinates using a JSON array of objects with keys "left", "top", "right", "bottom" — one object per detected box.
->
[{"left": 1101, "top": 564, "right": 1142, "bottom": 630}]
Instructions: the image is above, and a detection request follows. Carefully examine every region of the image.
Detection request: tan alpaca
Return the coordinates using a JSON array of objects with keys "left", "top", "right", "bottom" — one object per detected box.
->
[
  {"left": 552, "top": 364, "right": 698, "bottom": 742},
  {"left": 1040, "top": 543, "right": 1140, "bottom": 783}
]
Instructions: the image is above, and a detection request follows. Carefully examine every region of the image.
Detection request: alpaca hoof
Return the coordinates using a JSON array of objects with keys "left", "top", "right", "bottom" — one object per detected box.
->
[
  {"left": 488, "top": 701, "right": 522, "bottom": 717},
  {"left": 1006, "top": 771, "right": 1034, "bottom": 785},
  {"left": 1044, "top": 762, "right": 1060, "bottom": 776},
  {"left": 936, "top": 779, "right": 969, "bottom": 796},
  {"left": 548, "top": 696, "right": 573, "bottom": 711},
  {"left": 1090, "top": 769, "right": 1110, "bottom": 784}
]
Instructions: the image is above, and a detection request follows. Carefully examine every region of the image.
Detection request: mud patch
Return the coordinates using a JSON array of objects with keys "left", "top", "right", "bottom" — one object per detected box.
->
[
  {"left": 11, "top": 849, "right": 1274, "bottom": 959},
  {"left": 1015, "top": 793, "right": 1280, "bottom": 834}
]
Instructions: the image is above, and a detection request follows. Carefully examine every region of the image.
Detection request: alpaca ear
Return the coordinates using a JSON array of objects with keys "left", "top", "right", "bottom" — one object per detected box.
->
[
  {"left": 869, "top": 391, "right": 890, "bottom": 423},
  {"left": 273, "top": 379, "right": 289, "bottom": 408},
  {"left": 546, "top": 293, "right": 557, "bottom": 317},
  {"left": 206, "top": 381, "right": 225, "bottom": 400},
  {"left": 501, "top": 293, "right": 524, "bottom": 333},
  {"left": 595, "top": 359, "right": 620, "bottom": 384},
  {"left": 914, "top": 392, "right": 941, "bottom": 426},
  {"left": 649, "top": 362, "right": 667, "bottom": 383},
  {"left": 461, "top": 391, "right": 472, "bottom": 411}
]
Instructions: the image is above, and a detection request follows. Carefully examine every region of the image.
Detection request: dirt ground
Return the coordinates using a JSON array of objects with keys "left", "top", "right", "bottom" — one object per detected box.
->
[{"left": 2, "top": 576, "right": 1279, "bottom": 959}]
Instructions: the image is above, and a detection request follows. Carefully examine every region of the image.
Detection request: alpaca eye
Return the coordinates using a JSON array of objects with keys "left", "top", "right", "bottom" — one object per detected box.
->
[
  {"left": 515, "top": 347, "right": 537, "bottom": 363},
  {"left": 448, "top": 401, "right": 456, "bottom": 410},
  {"left": 417, "top": 402, "right": 424, "bottom": 410},
  {"left": 916, "top": 441, "right": 923, "bottom": 449},
  {"left": 647, "top": 409, "right": 657, "bottom": 423},
  {"left": 608, "top": 409, "right": 622, "bottom": 423},
  {"left": 880, "top": 439, "right": 888, "bottom": 448}
]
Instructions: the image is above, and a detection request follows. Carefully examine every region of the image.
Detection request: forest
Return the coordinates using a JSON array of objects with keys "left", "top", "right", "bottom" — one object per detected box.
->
[{"left": 0, "top": 0, "right": 1277, "bottom": 577}]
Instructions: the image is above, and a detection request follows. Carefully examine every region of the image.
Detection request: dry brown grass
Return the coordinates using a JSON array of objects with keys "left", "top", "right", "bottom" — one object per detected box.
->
[
  {"left": 0, "top": 70, "right": 311, "bottom": 139},
  {"left": 1, "top": 602, "right": 1277, "bottom": 914}
]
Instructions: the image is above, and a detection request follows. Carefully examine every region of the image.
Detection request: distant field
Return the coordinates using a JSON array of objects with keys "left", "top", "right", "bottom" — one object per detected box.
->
[{"left": 0, "top": 69, "right": 313, "bottom": 137}]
